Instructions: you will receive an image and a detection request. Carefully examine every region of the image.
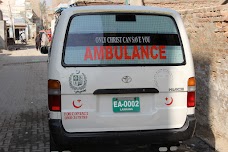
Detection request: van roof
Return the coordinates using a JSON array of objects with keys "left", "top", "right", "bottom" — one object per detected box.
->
[{"left": 62, "top": 5, "right": 179, "bottom": 17}]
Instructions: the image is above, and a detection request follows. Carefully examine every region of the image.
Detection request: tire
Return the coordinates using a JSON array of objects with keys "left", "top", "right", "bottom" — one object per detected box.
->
[{"left": 50, "top": 133, "right": 62, "bottom": 152}]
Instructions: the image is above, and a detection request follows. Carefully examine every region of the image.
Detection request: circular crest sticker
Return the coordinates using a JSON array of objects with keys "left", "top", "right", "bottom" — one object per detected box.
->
[
  {"left": 154, "top": 69, "right": 173, "bottom": 88},
  {"left": 69, "top": 71, "right": 87, "bottom": 93}
]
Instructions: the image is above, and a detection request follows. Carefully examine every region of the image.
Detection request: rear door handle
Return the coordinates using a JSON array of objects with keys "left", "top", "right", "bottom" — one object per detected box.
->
[{"left": 93, "top": 88, "right": 159, "bottom": 95}]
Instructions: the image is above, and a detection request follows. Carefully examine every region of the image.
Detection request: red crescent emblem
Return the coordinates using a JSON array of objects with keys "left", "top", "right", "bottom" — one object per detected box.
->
[
  {"left": 165, "top": 97, "right": 173, "bottom": 106},
  {"left": 73, "top": 100, "right": 83, "bottom": 108}
]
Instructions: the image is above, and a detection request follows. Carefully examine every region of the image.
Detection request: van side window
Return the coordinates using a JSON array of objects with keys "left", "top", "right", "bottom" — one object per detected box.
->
[{"left": 63, "top": 14, "right": 185, "bottom": 66}]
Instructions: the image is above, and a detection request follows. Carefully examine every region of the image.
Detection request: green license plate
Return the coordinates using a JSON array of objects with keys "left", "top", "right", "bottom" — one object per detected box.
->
[{"left": 112, "top": 97, "right": 140, "bottom": 112}]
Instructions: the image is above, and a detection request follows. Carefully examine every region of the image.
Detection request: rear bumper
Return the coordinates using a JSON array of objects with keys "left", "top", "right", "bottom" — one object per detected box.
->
[{"left": 49, "top": 115, "right": 196, "bottom": 148}]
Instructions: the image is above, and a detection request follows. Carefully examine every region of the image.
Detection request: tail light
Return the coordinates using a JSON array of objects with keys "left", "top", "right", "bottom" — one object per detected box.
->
[
  {"left": 187, "top": 91, "right": 195, "bottom": 107},
  {"left": 48, "top": 80, "right": 61, "bottom": 111},
  {"left": 187, "top": 77, "right": 196, "bottom": 107}
]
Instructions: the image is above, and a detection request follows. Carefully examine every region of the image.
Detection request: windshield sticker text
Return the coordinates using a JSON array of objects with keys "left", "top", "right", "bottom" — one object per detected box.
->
[{"left": 95, "top": 36, "right": 151, "bottom": 44}]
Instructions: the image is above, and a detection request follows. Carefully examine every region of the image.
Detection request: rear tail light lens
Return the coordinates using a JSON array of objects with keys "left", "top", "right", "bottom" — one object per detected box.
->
[
  {"left": 48, "top": 95, "right": 61, "bottom": 111},
  {"left": 188, "top": 77, "right": 196, "bottom": 86},
  {"left": 48, "top": 79, "right": 61, "bottom": 89},
  {"left": 187, "top": 77, "right": 196, "bottom": 107},
  {"left": 48, "top": 80, "right": 61, "bottom": 111},
  {"left": 187, "top": 91, "right": 195, "bottom": 107}
]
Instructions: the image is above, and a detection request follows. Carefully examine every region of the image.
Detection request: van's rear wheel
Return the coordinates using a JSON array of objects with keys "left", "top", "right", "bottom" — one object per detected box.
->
[{"left": 50, "top": 133, "right": 62, "bottom": 152}]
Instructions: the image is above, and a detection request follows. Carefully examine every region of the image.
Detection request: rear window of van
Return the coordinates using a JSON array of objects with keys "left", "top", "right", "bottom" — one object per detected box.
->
[{"left": 63, "top": 14, "right": 185, "bottom": 66}]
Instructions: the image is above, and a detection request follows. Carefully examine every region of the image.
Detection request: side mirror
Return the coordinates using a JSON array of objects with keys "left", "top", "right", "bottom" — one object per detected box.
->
[{"left": 40, "top": 46, "right": 49, "bottom": 54}]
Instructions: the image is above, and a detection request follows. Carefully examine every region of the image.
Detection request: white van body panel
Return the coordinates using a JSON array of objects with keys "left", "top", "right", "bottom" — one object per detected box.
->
[
  {"left": 60, "top": 67, "right": 191, "bottom": 132},
  {"left": 48, "top": 6, "right": 195, "bottom": 133}
]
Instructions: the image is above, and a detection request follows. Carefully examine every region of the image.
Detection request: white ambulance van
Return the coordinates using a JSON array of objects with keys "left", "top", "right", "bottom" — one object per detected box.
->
[{"left": 41, "top": 5, "right": 196, "bottom": 152}]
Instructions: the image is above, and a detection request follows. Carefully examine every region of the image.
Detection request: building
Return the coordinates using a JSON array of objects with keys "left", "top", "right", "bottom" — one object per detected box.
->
[{"left": 0, "top": 0, "right": 40, "bottom": 44}]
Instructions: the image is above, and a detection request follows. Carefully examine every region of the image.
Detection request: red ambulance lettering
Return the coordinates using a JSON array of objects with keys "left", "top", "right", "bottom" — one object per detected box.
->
[
  {"left": 141, "top": 46, "right": 149, "bottom": 59},
  {"left": 150, "top": 45, "right": 159, "bottom": 59},
  {"left": 106, "top": 46, "right": 113, "bottom": 60},
  {"left": 124, "top": 46, "right": 131, "bottom": 60},
  {"left": 84, "top": 45, "right": 166, "bottom": 61},
  {"left": 159, "top": 45, "right": 166, "bottom": 59},
  {"left": 132, "top": 46, "right": 140, "bottom": 59},
  {"left": 114, "top": 46, "right": 123, "bottom": 60},
  {"left": 94, "top": 46, "right": 104, "bottom": 60},
  {"left": 84, "top": 47, "right": 93, "bottom": 60}
]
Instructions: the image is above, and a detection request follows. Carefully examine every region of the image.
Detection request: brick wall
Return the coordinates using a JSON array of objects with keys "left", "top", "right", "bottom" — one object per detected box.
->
[
  {"left": 180, "top": 6, "right": 228, "bottom": 151},
  {"left": 144, "top": 0, "right": 222, "bottom": 10},
  {"left": 146, "top": 1, "right": 228, "bottom": 150}
]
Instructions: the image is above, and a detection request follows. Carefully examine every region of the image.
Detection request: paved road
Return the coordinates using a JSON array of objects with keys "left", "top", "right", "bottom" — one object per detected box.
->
[
  {"left": 0, "top": 46, "right": 215, "bottom": 152},
  {"left": 0, "top": 46, "right": 49, "bottom": 152}
]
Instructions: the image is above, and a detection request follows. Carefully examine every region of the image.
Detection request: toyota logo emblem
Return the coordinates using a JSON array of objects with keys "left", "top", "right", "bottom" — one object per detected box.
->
[{"left": 122, "top": 76, "right": 132, "bottom": 83}]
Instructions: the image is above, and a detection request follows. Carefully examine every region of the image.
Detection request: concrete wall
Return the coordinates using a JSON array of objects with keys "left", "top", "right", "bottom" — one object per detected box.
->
[{"left": 0, "top": 20, "right": 7, "bottom": 50}]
